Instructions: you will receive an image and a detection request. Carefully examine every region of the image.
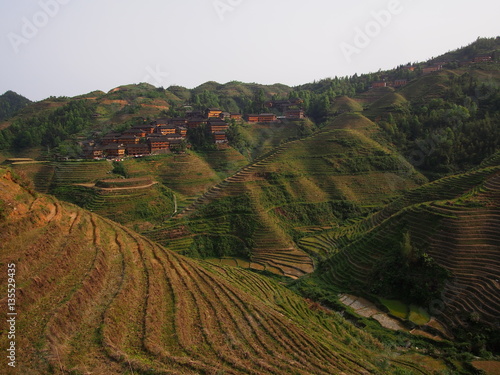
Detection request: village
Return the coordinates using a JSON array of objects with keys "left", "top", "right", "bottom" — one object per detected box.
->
[
  {"left": 370, "top": 54, "right": 494, "bottom": 88},
  {"left": 82, "top": 100, "right": 306, "bottom": 159},
  {"left": 81, "top": 53, "right": 494, "bottom": 160}
]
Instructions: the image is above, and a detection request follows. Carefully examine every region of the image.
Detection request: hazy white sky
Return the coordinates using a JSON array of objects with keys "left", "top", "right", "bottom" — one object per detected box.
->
[{"left": 1, "top": 0, "right": 499, "bottom": 101}]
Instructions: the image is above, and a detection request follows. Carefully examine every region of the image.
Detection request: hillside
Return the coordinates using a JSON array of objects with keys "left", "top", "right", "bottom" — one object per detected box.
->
[
  {"left": 0, "top": 167, "right": 447, "bottom": 375},
  {"left": 0, "top": 37, "right": 499, "bottom": 371},
  {"left": 0, "top": 91, "right": 32, "bottom": 123},
  {"left": 297, "top": 166, "right": 500, "bottom": 352},
  {"left": 146, "top": 113, "right": 425, "bottom": 278}
]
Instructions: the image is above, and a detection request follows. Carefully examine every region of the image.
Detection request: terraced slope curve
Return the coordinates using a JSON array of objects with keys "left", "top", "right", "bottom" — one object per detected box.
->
[
  {"left": 0, "top": 168, "right": 398, "bottom": 375},
  {"left": 306, "top": 167, "right": 500, "bottom": 331},
  {"left": 151, "top": 113, "right": 423, "bottom": 278}
]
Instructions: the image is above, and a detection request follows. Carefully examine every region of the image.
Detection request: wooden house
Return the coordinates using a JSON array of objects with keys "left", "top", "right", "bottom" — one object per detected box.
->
[
  {"left": 101, "top": 133, "right": 122, "bottom": 146},
  {"left": 422, "top": 64, "right": 443, "bottom": 74},
  {"left": 83, "top": 146, "right": 104, "bottom": 159},
  {"left": 187, "top": 118, "right": 207, "bottom": 129},
  {"left": 123, "top": 129, "right": 147, "bottom": 138},
  {"left": 371, "top": 81, "right": 387, "bottom": 88},
  {"left": 148, "top": 137, "right": 170, "bottom": 152},
  {"left": 152, "top": 118, "right": 169, "bottom": 127},
  {"left": 214, "top": 131, "right": 228, "bottom": 144},
  {"left": 158, "top": 125, "right": 177, "bottom": 135},
  {"left": 246, "top": 114, "right": 260, "bottom": 123},
  {"left": 258, "top": 113, "right": 277, "bottom": 123},
  {"left": 208, "top": 120, "right": 229, "bottom": 133},
  {"left": 165, "top": 134, "right": 184, "bottom": 141},
  {"left": 126, "top": 144, "right": 150, "bottom": 156},
  {"left": 206, "top": 108, "right": 222, "bottom": 119},
  {"left": 169, "top": 118, "right": 187, "bottom": 126},
  {"left": 176, "top": 126, "right": 188, "bottom": 137},
  {"left": 474, "top": 55, "right": 492, "bottom": 63},
  {"left": 284, "top": 109, "right": 305, "bottom": 119},
  {"left": 393, "top": 79, "right": 408, "bottom": 88},
  {"left": 133, "top": 124, "right": 156, "bottom": 134},
  {"left": 119, "top": 135, "right": 140, "bottom": 145},
  {"left": 230, "top": 113, "right": 243, "bottom": 121},
  {"left": 104, "top": 144, "right": 126, "bottom": 157},
  {"left": 186, "top": 110, "right": 204, "bottom": 118}
]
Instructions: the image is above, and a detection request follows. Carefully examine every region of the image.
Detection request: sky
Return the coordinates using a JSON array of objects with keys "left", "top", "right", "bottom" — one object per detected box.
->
[{"left": 0, "top": 0, "right": 499, "bottom": 102}]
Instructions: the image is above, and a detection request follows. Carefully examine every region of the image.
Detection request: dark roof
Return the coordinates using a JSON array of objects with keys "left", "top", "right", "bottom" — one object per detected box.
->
[
  {"left": 209, "top": 120, "right": 228, "bottom": 126},
  {"left": 259, "top": 113, "right": 277, "bottom": 116},
  {"left": 126, "top": 144, "right": 149, "bottom": 149},
  {"left": 148, "top": 137, "right": 170, "bottom": 143},
  {"left": 104, "top": 144, "right": 125, "bottom": 150}
]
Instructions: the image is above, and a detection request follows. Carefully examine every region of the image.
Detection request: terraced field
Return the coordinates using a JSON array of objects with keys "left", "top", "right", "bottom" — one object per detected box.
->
[
  {"left": 149, "top": 113, "right": 423, "bottom": 278},
  {"left": 0, "top": 167, "right": 430, "bottom": 374},
  {"left": 301, "top": 166, "right": 500, "bottom": 331}
]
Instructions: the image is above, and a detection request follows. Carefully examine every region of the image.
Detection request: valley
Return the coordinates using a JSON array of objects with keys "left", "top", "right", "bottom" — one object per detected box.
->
[{"left": 1, "top": 37, "right": 499, "bottom": 374}]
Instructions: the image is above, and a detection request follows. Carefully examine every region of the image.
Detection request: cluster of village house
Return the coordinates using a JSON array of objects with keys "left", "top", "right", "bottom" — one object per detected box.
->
[
  {"left": 84, "top": 54, "right": 494, "bottom": 159},
  {"left": 83, "top": 100, "right": 306, "bottom": 159},
  {"left": 370, "top": 55, "right": 494, "bottom": 89}
]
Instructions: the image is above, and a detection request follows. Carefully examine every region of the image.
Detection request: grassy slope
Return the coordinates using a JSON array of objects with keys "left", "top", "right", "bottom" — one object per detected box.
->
[
  {"left": 297, "top": 165, "right": 500, "bottom": 335},
  {"left": 0, "top": 167, "right": 434, "bottom": 375},
  {"left": 9, "top": 148, "right": 249, "bottom": 233},
  {"left": 149, "top": 113, "right": 424, "bottom": 278}
]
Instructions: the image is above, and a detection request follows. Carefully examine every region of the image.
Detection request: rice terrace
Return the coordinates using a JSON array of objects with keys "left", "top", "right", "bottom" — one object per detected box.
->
[{"left": 1, "top": 36, "right": 500, "bottom": 374}]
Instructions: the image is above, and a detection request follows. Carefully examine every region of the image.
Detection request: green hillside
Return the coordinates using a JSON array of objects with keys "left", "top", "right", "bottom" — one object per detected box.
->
[
  {"left": 0, "top": 90, "right": 32, "bottom": 122},
  {"left": 0, "top": 37, "right": 499, "bottom": 370},
  {"left": 296, "top": 166, "right": 500, "bottom": 352},
  {"left": 1, "top": 167, "right": 462, "bottom": 375},
  {"left": 146, "top": 113, "right": 425, "bottom": 279}
]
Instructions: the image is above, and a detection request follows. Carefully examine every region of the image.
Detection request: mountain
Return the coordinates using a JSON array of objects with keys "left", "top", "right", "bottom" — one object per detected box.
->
[
  {"left": 0, "top": 91, "right": 31, "bottom": 123},
  {"left": 0, "top": 166, "right": 437, "bottom": 374},
  {"left": 296, "top": 165, "right": 500, "bottom": 351},
  {"left": 1, "top": 38, "right": 499, "bottom": 372}
]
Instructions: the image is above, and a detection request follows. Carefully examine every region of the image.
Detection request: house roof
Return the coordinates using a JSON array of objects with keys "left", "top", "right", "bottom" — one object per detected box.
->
[
  {"left": 148, "top": 137, "right": 170, "bottom": 143},
  {"left": 126, "top": 144, "right": 149, "bottom": 149},
  {"left": 165, "top": 134, "right": 183, "bottom": 139},
  {"left": 104, "top": 144, "right": 125, "bottom": 150},
  {"left": 209, "top": 121, "right": 228, "bottom": 126}
]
